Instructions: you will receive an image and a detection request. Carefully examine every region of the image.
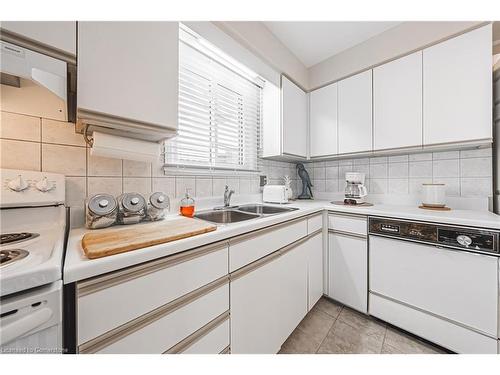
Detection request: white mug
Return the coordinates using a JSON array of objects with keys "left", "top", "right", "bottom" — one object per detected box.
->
[{"left": 421, "top": 184, "right": 446, "bottom": 207}]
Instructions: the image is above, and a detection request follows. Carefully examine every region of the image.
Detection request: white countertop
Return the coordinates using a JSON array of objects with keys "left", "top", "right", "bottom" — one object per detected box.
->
[{"left": 63, "top": 200, "right": 500, "bottom": 284}]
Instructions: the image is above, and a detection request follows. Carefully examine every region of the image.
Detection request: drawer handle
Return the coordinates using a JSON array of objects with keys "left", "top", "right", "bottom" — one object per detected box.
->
[
  {"left": 329, "top": 229, "right": 367, "bottom": 240},
  {"left": 164, "top": 310, "right": 229, "bottom": 354},
  {"left": 78, "top": 241, "right": 227, "bottom": 297},
  {"left": 78, "top": 275, "right": 229, "bottom": 354}
]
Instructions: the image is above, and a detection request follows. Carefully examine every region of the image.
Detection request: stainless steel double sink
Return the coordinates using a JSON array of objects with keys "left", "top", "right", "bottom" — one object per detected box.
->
[{"left": 194, "top": 204, "right": 298, "bottom": 224}]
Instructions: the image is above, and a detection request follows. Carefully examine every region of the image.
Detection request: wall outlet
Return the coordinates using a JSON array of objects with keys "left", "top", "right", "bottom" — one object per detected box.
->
[{"left": 260, "top": 175, "right": 267, "bottom": 187}]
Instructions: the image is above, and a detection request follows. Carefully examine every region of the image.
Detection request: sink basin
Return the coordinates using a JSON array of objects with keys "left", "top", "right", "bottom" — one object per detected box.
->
[
  {"left": 194, "top": 209, "right": 260, "bottom": 224},
  {"left": 237, "top": 204, "right": 299, "bottom": 215}
]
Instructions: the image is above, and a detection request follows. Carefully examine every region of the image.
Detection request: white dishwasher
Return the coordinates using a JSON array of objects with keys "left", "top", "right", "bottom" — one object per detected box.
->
[{"left": 368, "top": 217, "right": 499, "bottom": 354}]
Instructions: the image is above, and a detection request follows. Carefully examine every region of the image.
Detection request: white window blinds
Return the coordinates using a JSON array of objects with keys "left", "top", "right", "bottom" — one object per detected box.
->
[{"left": 165, "top": 27, "right": 263, "bottom": 172}]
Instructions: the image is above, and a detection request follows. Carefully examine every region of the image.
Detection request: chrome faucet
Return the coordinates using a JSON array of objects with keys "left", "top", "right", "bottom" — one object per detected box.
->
[{"left": 223, "top": 185, "right": 235, "bottom": 207}]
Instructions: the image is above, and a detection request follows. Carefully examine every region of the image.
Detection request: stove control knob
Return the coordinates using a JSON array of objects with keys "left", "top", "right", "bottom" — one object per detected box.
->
[
  {"left": 35, "top": 177, "right": 54, "bottom": 192},
  {"left": 456, "top": 235, "right": 472, "bottom": 247},
  {"left": 8, "top": 175, "right": 29, "bottom": 192}
]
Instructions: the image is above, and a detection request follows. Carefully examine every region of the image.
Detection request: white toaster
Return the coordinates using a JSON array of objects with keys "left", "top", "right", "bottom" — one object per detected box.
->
[{"left": 263, "top": 185, "right": 288, "bottom": 204}]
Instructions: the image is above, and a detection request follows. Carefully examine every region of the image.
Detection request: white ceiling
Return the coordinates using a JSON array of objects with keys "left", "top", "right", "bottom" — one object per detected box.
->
[{"left": 264, "top": 22, "right": 401, "bottom": 68}]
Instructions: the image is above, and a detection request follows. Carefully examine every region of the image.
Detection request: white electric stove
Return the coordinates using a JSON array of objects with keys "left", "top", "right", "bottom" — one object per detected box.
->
[{"left": 0, "top": 168, "right": 66, "bottom": 354}]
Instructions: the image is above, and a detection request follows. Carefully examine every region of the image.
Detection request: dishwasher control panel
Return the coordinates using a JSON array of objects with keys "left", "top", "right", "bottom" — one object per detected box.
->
[
  {"left": 437, "top": 228, "right": 496, "bottom": 253},
  {"left": 369, "top": 217, "right": 499, "bottom": 256}
]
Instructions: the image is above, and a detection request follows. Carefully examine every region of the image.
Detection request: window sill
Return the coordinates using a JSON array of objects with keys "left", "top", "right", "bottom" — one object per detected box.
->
[{"left": 163, "top": 165, "right": 261, "bottom": 177}]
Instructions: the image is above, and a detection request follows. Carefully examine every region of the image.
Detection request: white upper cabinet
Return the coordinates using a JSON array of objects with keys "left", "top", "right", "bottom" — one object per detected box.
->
[
  {"left": 338, "top": 70, "right": 373, "bottom": 155},
  {"left": 423, "top": 24, "right": 492, "bottom": 146},
  {"left": 309, "top": 83, "right": 338, "bottom": 158},
  {"left": 77, "top": 22, "right": 178, "bottom": 135},
  {"left": 0, "top": 21, "right": 76, "bottom": 58},
  {"left": 281, "top": 75, "right": 308, "bottom": 158},
  {"left": 373, "top": 51, "right": 423, "bottom": 150}
]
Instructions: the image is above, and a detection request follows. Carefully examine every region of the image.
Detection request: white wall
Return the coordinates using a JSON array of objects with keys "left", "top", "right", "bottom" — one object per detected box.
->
[
  {"left": 308, "top": 21, "right": 486, "bottom": 90},
  {"left": 213, "top": 21, "right": 309, "bottom": 89}
]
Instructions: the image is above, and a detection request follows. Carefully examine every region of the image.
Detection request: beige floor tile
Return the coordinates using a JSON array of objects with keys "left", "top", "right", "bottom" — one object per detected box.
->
[
  {"left": 0, "top": 139, "right": 40, "bottom": 171},
  {"left": 296, "top": 307, "right": 335, "bottom": 347},
  {"left": 314, "top": 297, "right": 343, "bottom": 319},
  {"left": 279, "top": 327, "right": 320, "bottom": 354},
  {"left": 337, "top": 307, "right": 386, "bottom": 337},
  {"left": 317, "top": 320, "right": 385, "bottom": 354},
  {"left": 383, "top": 328, "right": 444, "bottom": 354},
  {"left": 0, "top": 111, "right": 41, "bottom": 142}
]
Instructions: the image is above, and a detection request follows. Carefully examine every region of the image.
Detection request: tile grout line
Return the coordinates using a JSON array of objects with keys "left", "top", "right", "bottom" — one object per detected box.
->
[
  {"left": 314, "top": 306, "right": 343, "bottom": 354},
  {"left": 380, "top": 325, "right": 388, "bottom": 354}
]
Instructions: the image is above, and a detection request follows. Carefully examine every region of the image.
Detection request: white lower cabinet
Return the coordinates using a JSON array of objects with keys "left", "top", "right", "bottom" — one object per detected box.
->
[
  {"left": 307, "top": 232, "right": 324, "bottom": 309},
  {"left": 328, "top": 232, "right": 368, "bottom": 313},
  {"left": 230, "top": 252, "right": 283, "bottom": 354},
  {"left": 179, "top": 317, "right": 230, "bottom": 354},
  {"left": 230, "top": 227, "right": 320, "bottom": 353},
  {"left": 82, "top": 282, "right": 229, "bottom": 354},
  {"left": 278, "top": 240, "right": 309, "bottom": 344}
]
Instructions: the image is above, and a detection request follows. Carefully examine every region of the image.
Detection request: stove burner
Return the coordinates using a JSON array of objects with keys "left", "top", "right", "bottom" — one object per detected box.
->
[
  {"left": 0, "top": 232, "right": 39, "bottom": 245},
  {"left": 0, "top": 249, "right": 29, "bottom": 267}
]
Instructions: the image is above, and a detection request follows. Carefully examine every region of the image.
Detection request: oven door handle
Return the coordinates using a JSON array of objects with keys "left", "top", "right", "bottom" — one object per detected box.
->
[{"left": 0, "top": 307, "right": 53, "bottom": 346}]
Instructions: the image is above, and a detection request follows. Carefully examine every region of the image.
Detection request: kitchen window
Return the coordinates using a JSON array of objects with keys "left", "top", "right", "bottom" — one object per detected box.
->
[{"left": 165, "top": 25, "right": 264, "bottom": 173}]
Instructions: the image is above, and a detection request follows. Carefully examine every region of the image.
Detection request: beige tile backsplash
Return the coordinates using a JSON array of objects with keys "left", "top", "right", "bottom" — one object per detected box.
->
[
  {"left": 0, "top": 111, "right": 272, "bottom": 227},
  {"left": 306, "top": 148, "right": 493, "bottom": 198},
  {"left": 1, "top": 110, "right": 493, "bottom": 226}
]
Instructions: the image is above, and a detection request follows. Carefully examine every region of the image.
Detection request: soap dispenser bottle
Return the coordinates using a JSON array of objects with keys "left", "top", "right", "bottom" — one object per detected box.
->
[{"left": 180, "top": 189, "right": 195, "bottom": 218}]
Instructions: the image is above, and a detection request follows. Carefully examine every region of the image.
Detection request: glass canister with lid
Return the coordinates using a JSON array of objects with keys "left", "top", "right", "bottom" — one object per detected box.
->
[
  {"left": 117, "top": 192, "right": 147, "bottom": 225},
  {"left": 147, "top": 191, "right": 170, "bottom": 221},
  {"left": 85, "top": 193, "right": 118, "bottom": 229}
]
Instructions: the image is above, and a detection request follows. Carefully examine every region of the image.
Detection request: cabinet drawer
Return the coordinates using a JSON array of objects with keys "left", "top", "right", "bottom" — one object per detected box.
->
[
  {"left": 180, "top": 318, "right": 230, "bottom": 354},
  {"left": 80, "top": 281, "right": 229, "bottom": 353},
  {"left": 370, "top": 293, "right": 497, "bottom": 354},
  {"left": 77, "top": 242, "right": 228, "bottom": 345},
  {"left": 307, "top": 214, "right": 323, "bottom": 234},
  {"left": 229, "top": 218, "right": 307, "bottom": 272},
  {"left": 328, "top": 214, "right": 367, "bottom": 235}
]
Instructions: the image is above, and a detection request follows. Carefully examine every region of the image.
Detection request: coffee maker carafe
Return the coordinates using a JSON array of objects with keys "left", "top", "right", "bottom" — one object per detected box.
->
[{"left": 344, "top": 172, "right": 368, "bottom": 204}]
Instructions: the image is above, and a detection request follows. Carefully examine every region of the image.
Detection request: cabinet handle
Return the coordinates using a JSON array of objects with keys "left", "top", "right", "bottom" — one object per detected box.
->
[
  {"left": 78, "top": 275, "right": 229, "bottom": 354},
  {"left": 329, "top": 229, "right": 367, "bottom": 240},
  {"left": 163, "top": 310, "right": 229, "bottom": 354},
  {"left": 78, "top": 241, "right": 228, "bottom": 297}
]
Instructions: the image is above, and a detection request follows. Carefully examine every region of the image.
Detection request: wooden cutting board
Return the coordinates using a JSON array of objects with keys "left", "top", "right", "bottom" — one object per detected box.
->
[{"left": 81, "top": 216, "right": 217, "bottom": 259}]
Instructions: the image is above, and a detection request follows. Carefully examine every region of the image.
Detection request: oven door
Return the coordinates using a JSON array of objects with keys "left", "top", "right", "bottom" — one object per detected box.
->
[
  {"left": 369, "top": 235, "right": 498, "bottom": 337},
  {"left": 0, "top": 281, "right": 62, "bottom": 354}
]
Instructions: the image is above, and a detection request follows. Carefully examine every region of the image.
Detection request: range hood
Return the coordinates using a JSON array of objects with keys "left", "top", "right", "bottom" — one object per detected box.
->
[{"left": 0, "top": 41, "right": 70, "bottom": 121}]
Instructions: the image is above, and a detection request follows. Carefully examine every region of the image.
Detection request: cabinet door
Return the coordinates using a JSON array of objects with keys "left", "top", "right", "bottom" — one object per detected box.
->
[
  {"left": 1, "top": 21, "right": 76, "bottom": 56},
  {"left": 310, "top": 83, "right": 338, "bottom": 157},
  {"left": 423, "top": 24, "right": 492, "bottom": 145},
  {"left": 374, "top": 51, "right": 422, "bottom": 150},
  {"left": 338, "top": 70, "right": 373, "bottom": 154},
  {"left": 230, "top": 256, "right": 282, "bottom": 354},
  {"left": 278, "top": 243, "right": 308, "bottom": 344},
  {"left": 307, "top": 232, "right": 324, "bottom": 309},
  {"left": 281, "top": 76, "right": 307, "bottom": 158},
  {"left": 328, "top": 233, "right": 367, "bottom": 313},
  {"left": 77, "top": 22, "right": 178, "bottom": 130}
]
